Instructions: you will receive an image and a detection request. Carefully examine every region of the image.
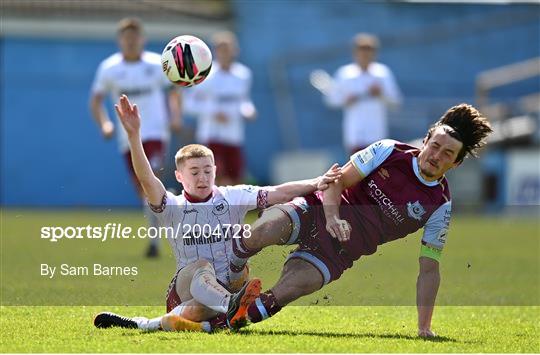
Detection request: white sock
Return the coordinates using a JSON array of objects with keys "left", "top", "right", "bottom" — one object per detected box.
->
[
  {"left": 190, "top": 264, "right": 230, "bottom": 314},
  {"left": 133, "top": 316, "right": 162, "bottom": 332}
]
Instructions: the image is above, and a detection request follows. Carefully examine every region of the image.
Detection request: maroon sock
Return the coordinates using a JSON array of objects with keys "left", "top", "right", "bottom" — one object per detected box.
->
[
  {"left": 232, "top": 236, "right": 261, "bottom": 259},
  {"left": 247, "top": 290, "right": 282, "bottom": 323},
  {"left": 207, "top": 314, "right": 228, "bottom": 331}
]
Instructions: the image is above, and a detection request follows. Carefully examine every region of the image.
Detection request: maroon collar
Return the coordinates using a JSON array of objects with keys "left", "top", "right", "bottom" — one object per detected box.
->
[{"left": 183, "top": 190, "right": 213, "bottom": 203}]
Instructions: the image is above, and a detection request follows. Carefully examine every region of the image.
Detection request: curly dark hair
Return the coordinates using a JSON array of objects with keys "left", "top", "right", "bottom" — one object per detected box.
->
[{"left": 425, "top": 104, "right": 493, "bottom": 163}]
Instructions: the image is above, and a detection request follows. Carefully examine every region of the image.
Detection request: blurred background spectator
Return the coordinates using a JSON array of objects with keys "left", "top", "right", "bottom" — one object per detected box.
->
[
  {"left": 186, "top": 31, "right": 257, "bottom": 186},
  {"left": 89, "top": 17, "right": 181, "bottom": 258},
  {"left": 318, "top": 33, "right": 402, "bottom": 155}
]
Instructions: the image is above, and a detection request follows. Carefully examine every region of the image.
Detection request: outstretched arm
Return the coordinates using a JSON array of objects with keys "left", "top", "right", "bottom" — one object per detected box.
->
[
  {"left": 417, "top": 256, "right": 440, "bottom": 338},
  {"left": 114, "top": 95, "right": 166, "bottom": 205},
  {"left": 265, "top": 164, "right": 342, "bottom": 206}
]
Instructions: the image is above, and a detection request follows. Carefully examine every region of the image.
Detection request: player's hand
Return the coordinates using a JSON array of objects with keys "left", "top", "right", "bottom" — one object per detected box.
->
[
  {"left": 240, "top": 102, "right": 257, "bottom": 120},
  {"left": 170, "top": 119, "right": 182, "bottom": 134},
  {"left": 317, "top": 163, "right": 342, "bottom": 191},
  {"left": 114, "top": 95, "right": 141, "bottom": 137},
  {"left": 215, "top": 112, "right": 229, "bottom": 123},
  {"left": 369, "top": 84, "right": 382, "bottom": 97},
  {"left": 101, "top": 121, "right": 115, "bottom": 139},
  {"left": 326, "top": 215, "right": 351, "bottom": 242},
  {"left": 418, "top": 329, "right": 437, "bottom": 338}
]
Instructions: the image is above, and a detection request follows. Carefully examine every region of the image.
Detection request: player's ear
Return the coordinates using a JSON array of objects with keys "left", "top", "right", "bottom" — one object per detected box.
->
[{"left": 175, "top": 169, "right": 183, "bottom": 184}]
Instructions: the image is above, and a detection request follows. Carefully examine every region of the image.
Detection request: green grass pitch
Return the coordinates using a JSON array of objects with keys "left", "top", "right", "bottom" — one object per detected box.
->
[{"left": 1, "top": 209, "right": 539, "bottom": 352}]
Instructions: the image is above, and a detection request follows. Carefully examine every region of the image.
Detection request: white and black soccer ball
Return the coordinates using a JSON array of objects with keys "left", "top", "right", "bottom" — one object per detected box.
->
[{"left": 161, "top": 35, "right": 212, "bottom": 87}]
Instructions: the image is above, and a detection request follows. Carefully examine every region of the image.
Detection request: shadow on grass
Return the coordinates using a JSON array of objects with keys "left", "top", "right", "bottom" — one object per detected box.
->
[
  {"left": 110, "top": 328, "right": 459, "bottom": 344},
  {"left": 240, "top": 328, "right": 458, "bottom": 342}
]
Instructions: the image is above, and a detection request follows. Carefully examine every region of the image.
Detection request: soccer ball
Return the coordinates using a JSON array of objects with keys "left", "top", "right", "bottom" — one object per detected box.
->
[{"left": 161, "top": 35, "right": 212, "bottom": 87}]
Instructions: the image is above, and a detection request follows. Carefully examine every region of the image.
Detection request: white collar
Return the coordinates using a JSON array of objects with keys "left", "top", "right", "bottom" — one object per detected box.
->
[{"left": 412, "top": 156, "right": 440, "bottom": 187}]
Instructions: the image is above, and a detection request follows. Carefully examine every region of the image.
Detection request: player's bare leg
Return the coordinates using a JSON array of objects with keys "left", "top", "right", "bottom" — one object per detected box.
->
[
  {"left": 249, "top": 207, "right": 294, "bottom": 249},
  {"left": 231, "top": 207, "right": 293, "bottom": 271},
  {"left": 271, "top": 258, "right": 324, "bottom": 305},
  {"left": 246, "top": 258, "right": 324, "bottom": 324}
]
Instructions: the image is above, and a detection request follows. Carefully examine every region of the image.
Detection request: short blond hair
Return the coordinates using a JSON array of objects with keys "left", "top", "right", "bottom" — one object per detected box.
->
[
  {"left": 212, "top": 31, "right": 238, "bottom": 48},
  {"left": 353, "top": 33, "right": 380, "bottom": 50},
  {"left": 117, "top": 17, "right": 143, "bottom": 34},
  {"left": 175, "top": 144, "right": 214, "bottom": 168}
]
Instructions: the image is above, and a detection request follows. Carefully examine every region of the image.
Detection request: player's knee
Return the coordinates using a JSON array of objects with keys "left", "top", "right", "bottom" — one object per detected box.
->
[{"left": 190, "top": 260, "right": 215, "bottom": 280}]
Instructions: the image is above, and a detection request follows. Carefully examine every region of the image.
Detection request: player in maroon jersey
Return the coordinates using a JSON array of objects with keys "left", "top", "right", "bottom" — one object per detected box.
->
[{"left": 230, "top": 103, "right": 492, "bottom": 337}]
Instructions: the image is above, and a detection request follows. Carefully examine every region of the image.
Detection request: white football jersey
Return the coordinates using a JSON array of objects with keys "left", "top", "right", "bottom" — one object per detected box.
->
[
  {"left": 91, "top": 51, "right": 172, "bottom": 152},
  {"left": 326, "top": 62, "right": 402, "bottom": 150},
  {"left": 189, "top": 62, "right": 254, "bottom": 145},
  {"left": 151, "top": 185, "right": 264, "bottom": 285}
]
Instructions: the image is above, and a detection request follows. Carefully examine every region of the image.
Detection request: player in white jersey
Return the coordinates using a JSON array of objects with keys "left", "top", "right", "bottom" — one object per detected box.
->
[
  {"left": 89, "top": 18, "right": 182, "bottom": 258},
  {"left": 324, "top": 33, "right": 401, "bottom": 154},
  {"left": 94, "top": 95, "right": 340, "bottom": 332},
  {"left": 188, "top": 31, "right": 256, "bottom": 186}
]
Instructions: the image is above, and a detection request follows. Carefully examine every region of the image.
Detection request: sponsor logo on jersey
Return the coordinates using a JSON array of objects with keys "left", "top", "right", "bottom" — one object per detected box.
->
[
  {"left": 367, "top": 180, "right": 405, "bottom": 225},
  {"left": 407, "top": 200, "right": 426, "bottom": 221},
  {"left": 183, "top": 208, "right": 197, "bottom": 214},
  {"left": 119, "top": 87, "right": 153, "bottom": 97}
]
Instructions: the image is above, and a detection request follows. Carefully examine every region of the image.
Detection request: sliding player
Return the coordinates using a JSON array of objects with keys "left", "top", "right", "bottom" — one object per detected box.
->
[
  {"left": 231, "top": 104, "right": 492, "bottom": 338},
  {"left": 94, "top": 95, "right": 341, "bottom": 332}
]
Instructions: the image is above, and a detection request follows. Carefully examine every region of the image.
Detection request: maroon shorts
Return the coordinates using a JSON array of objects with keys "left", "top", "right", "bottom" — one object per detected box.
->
[
  {"left": 275, "top": 194, "right": 354, "bottom": 285},
  {"left": 166, "top": 269, "right": 183, "bottom": 313},
  {"left": 207, "top": 142, "right": 244, "bottom": 182},
  {"left": 124, "top": 140, "right": 165, "bottom": 195}
]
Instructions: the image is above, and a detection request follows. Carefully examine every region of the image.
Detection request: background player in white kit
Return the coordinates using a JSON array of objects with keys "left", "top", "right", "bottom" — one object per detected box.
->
[
  {"left": 89, "top": 18, "right": 182, "bottom": 258},
  {"left": 94, "top": 95, "right": 341, "bottom": 332},
  {"left": 324, "top": 33, "right": 402, "bottom": 154},
  {"left": 188, "top": 31, "right": 256, "bottom": 186}
]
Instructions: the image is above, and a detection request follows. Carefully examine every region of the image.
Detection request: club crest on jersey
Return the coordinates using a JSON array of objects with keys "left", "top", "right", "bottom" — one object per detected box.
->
[
  {"left": 212, "top": 200, "right": 229, "bottom": 215},
  {"left": 407, "top": 200, "right": 426, "bottom": 221}
]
